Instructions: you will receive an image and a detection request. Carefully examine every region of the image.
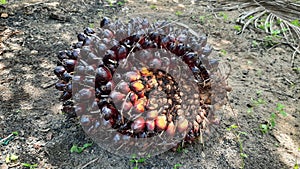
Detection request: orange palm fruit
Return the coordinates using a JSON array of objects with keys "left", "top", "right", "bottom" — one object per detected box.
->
[{"left": 155, "top": 115, "right": 167, "bottom": 130}]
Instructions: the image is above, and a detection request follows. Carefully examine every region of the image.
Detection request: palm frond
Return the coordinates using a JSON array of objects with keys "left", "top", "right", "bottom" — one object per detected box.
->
[{"left": 214, "top": 0, "right": 300, "bottom": 67}]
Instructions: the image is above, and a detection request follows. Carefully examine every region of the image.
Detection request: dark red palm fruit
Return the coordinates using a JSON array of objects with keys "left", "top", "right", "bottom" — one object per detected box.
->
[
  {"left": 59, "top": 91, "right": 72, "bottom": 101},
  {"left": 146, "top": 119, "right": 155, "bottom": 131},
  {"left": 100, "top": 17, "right": 111, "bottom": 28},
  {"left": 77, "top": 33, "right": 86, "bottom": 41},
  {"left": 65, "top": 83, "right": 72, "bottom": 93},
  {"left": 149, "top": 32, "right": 160, "bottom": 44},
  {"left": 120, "top": 101, "right": 133, "bottom": 112},
  {"left": 57, "top": 51, "right": 68, "bottom": 61},
  {"left": 174, "top": 43, "right": 186, "bottom": 56},
  {"left": 124, "top": 71, "right": 140, "bottom": 82},
  {"left": 75, "top": 88, "right": 94, "bottom": 102},
  {"left": 131, "top": 117, "right": 145, "bottom": 133},
  {"left": 176, "top": 34, "right": 187, "bottom": 43},
  {"left": 109, "top": 91, "right": 125, "bottom": 104},
  {"left": 61, "top": 72, "right": 72, "bottom": 83},
  {"left": 166, "top": 42, "right": 176, "bottom": 53},
  {"left": 136, "top": 90, "right": 145, "bottom": 98},
  {"left": 99, "top": 81, "right": 113, "bottom": 95},
  {"left": 116, "top": 45, "right": 127, "bottom": 60},
  {"left": 101, "top": 104, "right": 117, "bottom": 121},
  {"left": 73, "top": 41, "right": 83, "bottom": 49},
  {"left": 63, "top": 59, "right": 77, "bottom": 72},
  {"left": 103, "top": 29, "right": 114, "bottom": 39},
  {"left": 74, "top": 103, "right": 86, "bottom": 116},
  {"left": 130, "top": 81, "right": 144, "bottom": 93},
  {"left": 103, "top": 50, "right": 117, "bottom": 64},
  {"left": 128, "top": 92, "right": 138, "bottom": 103},
  {"left": 84, "top": 27, "right": 95, "bottom": 35},
  {"left": 141, "top": 18, "right": 149, "bottom": 29},
  {"left": 182, "top": 52, "right": 197, "bottom": 65},
  {"left": 83, "top": 37, "right": 92, "bottom": 46},
  {"left": 166, "top": 121, "right": 176, "bottom": 137},
  {"left": 55, "top": 82, "right": 66, "bottom": 91},
  {"left": 117, "top": 81, "right": 130, "bottom": 94},
  {"left": 54, "top": 66, "right": 65, "bottom": 77},
  {"left": 198, "top": 65, "right": 210, "bottom": 80},
  {"left": 155, "top": 115, "right": 167, "bottom": 131},
  {"left": 95, "top": 66, "right": 112, "bottom": 84}
]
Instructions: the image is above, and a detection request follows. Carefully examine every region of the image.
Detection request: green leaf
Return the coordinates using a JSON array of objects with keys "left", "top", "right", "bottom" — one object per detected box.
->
[
  {"left": 233, "top": 25, "right": 241, "bottom": 31},
  {"left": 5, "top": 154, "right": 10, "bottom": 163},
  {"left": 0, "top": 0, "right": 6, "bottom": 5},
  {"left": 260, "top": 124, "right": 268, "bottom": 133},
  {"left": 238, "top": 131, "right": 248, "bottom": 136},
  {"left": 226, "top": 124, "right": 238, "bottom": 131},
  {"left": 12, "top": 131, "right": 18, "bottom": 136},
  {"left": 70, "top": 145, "right": 83, "bottom": 153},
  {"left": 174, "top": 164, "right": 182, "bottom": 169},
  {"left": 240, "top": 153, "right": 248, "bottom": 158},
  {"left": 137, "top": 158, "right": 146, "bottom": 163},
  {"left": 294, "top": 163, "right": 299, "bottom": 169},
  {"left": 291, "top": 19, "right": 300, "bottom": 27},
  {"left": 10, "top": 154, "right": 18, "bottom": 161},
  {"left": 83, "top": 143, "right": 93, "bottom": 148},
  {"left": 270, "top": 118, "right": 276, "bottom": 128},
  {"left": 276, "top": 103, "right": 284, "bottom": 111}
]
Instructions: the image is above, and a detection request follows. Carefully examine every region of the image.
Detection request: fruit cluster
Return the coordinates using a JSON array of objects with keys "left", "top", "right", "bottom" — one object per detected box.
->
[{"left": 53, "top": 17, "right": 230, "bottom": 156}]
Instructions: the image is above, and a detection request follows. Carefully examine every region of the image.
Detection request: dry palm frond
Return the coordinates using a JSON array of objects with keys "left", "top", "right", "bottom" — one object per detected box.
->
[{"left": 213, "top": 0, "right": 300, "bottom": 67}]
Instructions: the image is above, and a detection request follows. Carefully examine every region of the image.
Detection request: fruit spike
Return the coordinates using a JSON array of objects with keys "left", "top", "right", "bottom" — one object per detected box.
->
[{"left": 53, "top": 17, "right": 230, "bottom": 151}]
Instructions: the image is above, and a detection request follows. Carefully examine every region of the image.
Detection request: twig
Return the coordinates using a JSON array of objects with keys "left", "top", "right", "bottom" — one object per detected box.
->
[
  {"left": 0, "top": 133, "right": 14, "bottom": 144},
  {"left": 79, "top": 158, "right": 99, "bottom": 169}
]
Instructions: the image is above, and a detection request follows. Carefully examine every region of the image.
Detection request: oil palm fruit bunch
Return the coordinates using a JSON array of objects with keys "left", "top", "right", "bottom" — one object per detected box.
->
[{"left": 53, "top": 17, "right": 231, "bottom": 157}]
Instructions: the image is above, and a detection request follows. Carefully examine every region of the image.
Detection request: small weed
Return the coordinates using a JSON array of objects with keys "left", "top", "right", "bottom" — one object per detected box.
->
[
  {"left": 199, "top": 16, "right": 205, "bottom": 24},
  {"left": 251, "top": 40, "right": 259, "bottom": 47},
  {"left": 260, "top": 103, "right": 288, "bottom": 134},
  {"left": 176, "top": 145, "right": 188, "bottom": 153},
  {"left": 174, "top": 163, "right": 182, "bottom": 169},
  {"left": 291, "top": 19, "right": 300, "bottom": 27},
  {"left": 218, "top": 12, "right": 228, "bottom": 20},
  {"left": 226, "top": 124, "right": 248, "bottom": 169},
  {"left": 175, "top": 11, "right": 183, "bottom": 16},
  {"left": 22, "top": 163, "right": 38, "bottom": 169},
  {"left": 292, "top": 67, "right": 300, "bottom": 73},
  {"left": 89, "top": 23, "right": 94, "bottom": 28},
  {"left": 130, "top": 154, "right": 150, "bottom": 169},
  {"left": 220, "top": 49, "right": 227, "bottom": 56},
  {"left": 0, "top": 0, "right": 6, "bottom": 5},
  {"left": 70, "top": 143, "right": 93, "bottom": 153},
  {"left": 233, "top": 25, "right": 242, "bottom": 32},
  {"left": 5, "top": 154, "right": 18, "bottom": 163},
  {"left": 150, "top": 4, "right": 157, "bottom": 10}
]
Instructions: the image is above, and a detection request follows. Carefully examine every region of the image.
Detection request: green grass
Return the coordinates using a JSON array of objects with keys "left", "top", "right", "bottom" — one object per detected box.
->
[
  {"left": 130, "top": 154, "right": 151, "bottom": 169},
  {"left": 70, "top": 143, "right": 93, "bottom": 153},
  {"left": 226, "top": 124, "right": 248, "bottom": 169},
  {"left": 22, "top": 163, "right": 38, "bottom": 169}
]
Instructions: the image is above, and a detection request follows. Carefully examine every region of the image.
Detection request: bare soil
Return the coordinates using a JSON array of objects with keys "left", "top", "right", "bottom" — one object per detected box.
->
[{"left": 0, "top": 0, "right": 299, "bottom": 169}]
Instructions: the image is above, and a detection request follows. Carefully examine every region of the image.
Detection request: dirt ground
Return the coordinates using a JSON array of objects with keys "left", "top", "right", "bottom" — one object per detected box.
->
[{"left": 0, "top": 0, "right": 299, "bottom": 169}]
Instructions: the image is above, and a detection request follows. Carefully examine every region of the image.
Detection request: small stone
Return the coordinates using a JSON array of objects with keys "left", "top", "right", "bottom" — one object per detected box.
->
[
  {"left": 242, "top": 69, "right": 249, "bottom": 75},
  {"left": 30, "top": 50, "right": 38, "bottom": 55},
  {"left": 0, "top": 13, "right": 8, "bottom": 18}
]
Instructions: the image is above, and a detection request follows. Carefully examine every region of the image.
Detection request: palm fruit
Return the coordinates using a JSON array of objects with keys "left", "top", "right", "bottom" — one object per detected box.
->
[{"left": 53, "top": 16, "right": 231, "bottom": 157}]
